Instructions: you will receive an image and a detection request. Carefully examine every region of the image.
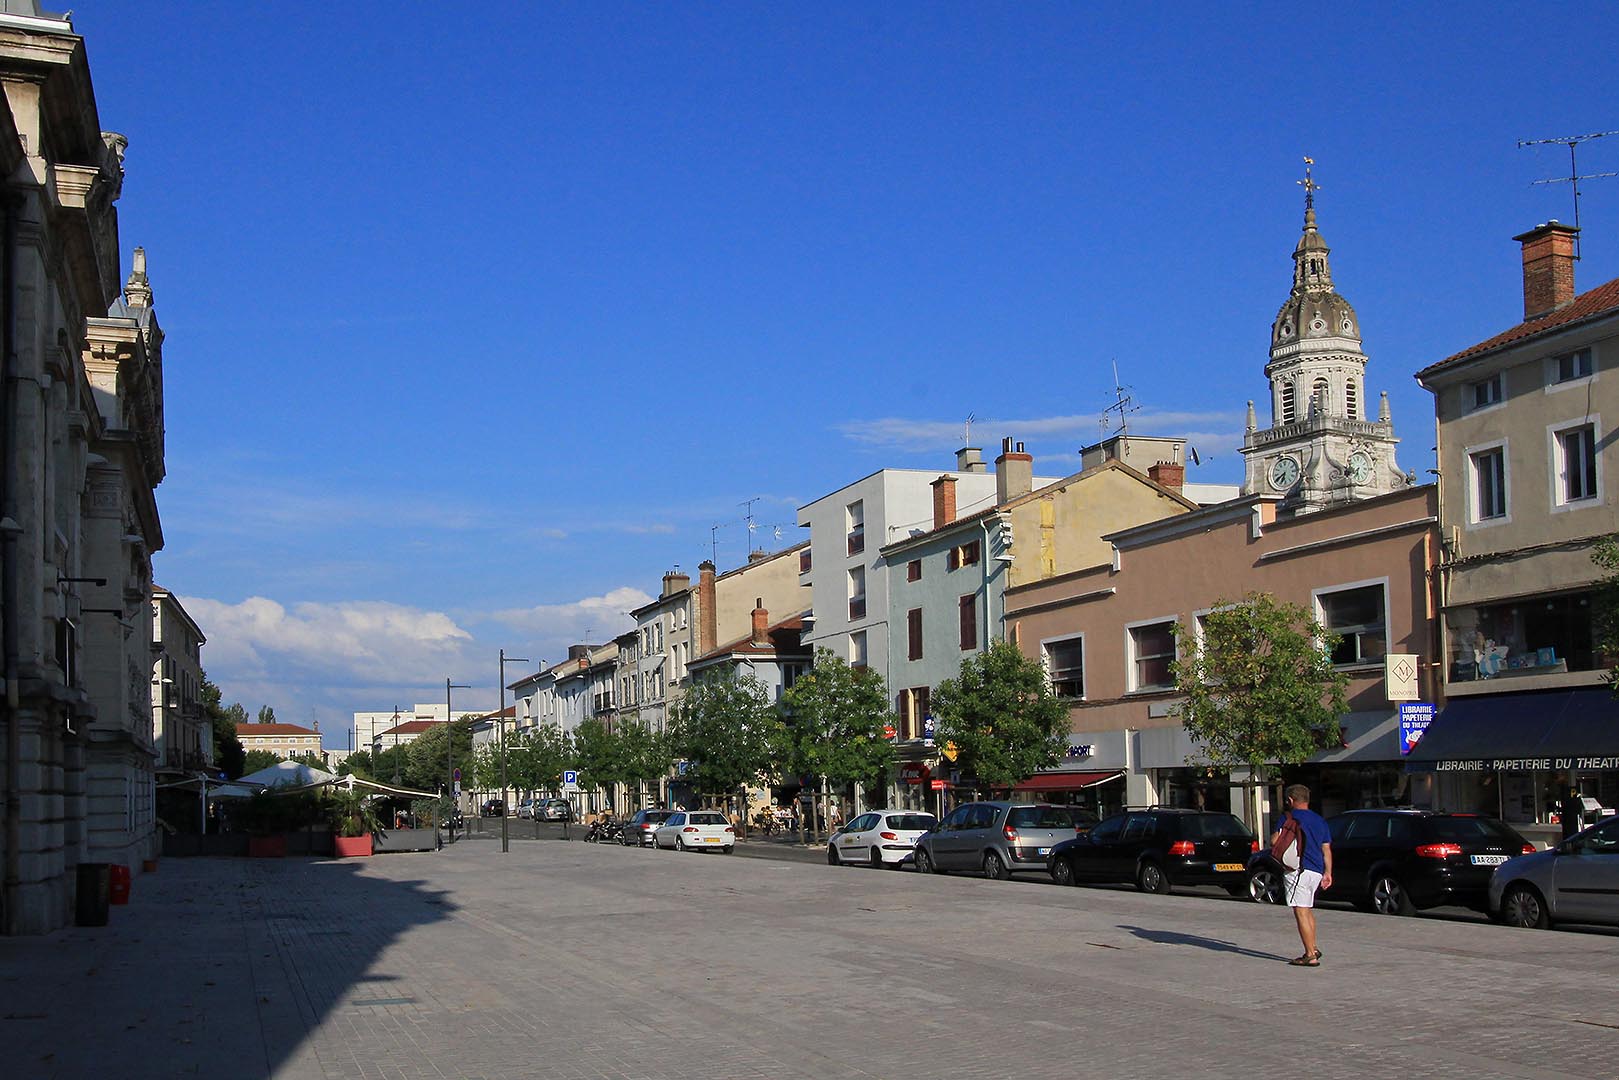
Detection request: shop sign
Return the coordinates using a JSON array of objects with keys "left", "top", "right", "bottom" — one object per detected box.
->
[
  {"left": 1385, "top": 654, "right": 1420, "bottom": 702},
  {"left": 923, "top": 714, "right": 935, "bottom": 740},
  {"left": 1064, "top": 743, "right": 1094, "bottom": 759},
  {"left": 929, "top": 779, "right": 947, "bottom": 790},
  {"left": 1398, "top": 703, "right": 1435, "bottom": 756},
  {"left": 1432, "top": 756, "right": 1619, "bottom": 772},
  {"left": 899, "top": 762, "right": 930, "bottom": 785}
]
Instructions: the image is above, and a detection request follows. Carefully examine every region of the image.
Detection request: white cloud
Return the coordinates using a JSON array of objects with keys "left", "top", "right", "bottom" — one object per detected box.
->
[
  {"left": 486, "top": 586, "right": 653, "bottom": 638},
  {"left": 836, "top": 409, "right": 1243, "bottom": 453}
]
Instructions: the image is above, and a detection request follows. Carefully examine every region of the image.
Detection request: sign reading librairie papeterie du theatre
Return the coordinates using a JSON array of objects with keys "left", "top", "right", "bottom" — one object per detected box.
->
[
  {"left": 1385, "top": 653, "right": 1419, "bottom": 702},
  {"left": 1399, "top": 703, "right": 1436, "bottom": 756}
]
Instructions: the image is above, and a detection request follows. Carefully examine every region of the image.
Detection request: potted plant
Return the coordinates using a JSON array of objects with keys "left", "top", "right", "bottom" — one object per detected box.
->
[
  {"left": 328, "top": 789, "right": 378, "bottom": 857},
  {"left": 239, "top": 795, "right": 289, "bottom": 857}
]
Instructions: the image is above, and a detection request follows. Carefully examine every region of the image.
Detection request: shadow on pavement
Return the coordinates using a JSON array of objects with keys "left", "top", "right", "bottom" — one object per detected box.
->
[{"left": 1118, "top": 923, "right": 1293, "bottom": 961}]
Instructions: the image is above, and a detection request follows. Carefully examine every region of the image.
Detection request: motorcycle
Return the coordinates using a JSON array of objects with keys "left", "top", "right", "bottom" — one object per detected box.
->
[{"left": 585, "top": 818, "right": 624, "bottom": 844}]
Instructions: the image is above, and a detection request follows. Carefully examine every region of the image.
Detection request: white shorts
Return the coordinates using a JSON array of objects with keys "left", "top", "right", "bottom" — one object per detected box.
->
[{"left": 1284, "top": 868, "right": 1322, "bottom": 908}]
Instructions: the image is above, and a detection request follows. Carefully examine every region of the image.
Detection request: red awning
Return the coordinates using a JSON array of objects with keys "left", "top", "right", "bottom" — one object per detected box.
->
[{"left": 1011, "top": 770, "right": 1123, "bottom": 792}]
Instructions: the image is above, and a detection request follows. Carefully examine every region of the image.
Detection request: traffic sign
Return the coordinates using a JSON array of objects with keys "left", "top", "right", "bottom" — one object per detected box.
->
[
  {"left": 562, "top": 769, "right": 579, "bottom": 785},
  {"left": 452, "top": 768, "right": 462, "bottom": 782},
  {"left": 941, "top": 741, "right": 959, "bottom": 762}
]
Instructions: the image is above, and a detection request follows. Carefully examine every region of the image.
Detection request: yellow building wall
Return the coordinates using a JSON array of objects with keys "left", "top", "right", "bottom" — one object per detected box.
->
[{"left": 1007, "top": 467, "right": 1193, "bottom": 589}]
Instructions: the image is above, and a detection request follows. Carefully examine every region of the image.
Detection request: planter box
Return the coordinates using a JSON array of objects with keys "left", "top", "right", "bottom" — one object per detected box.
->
[
  {"left": 248, "top": 835, "right": 287, "bottom": 858},
  {"left": 333, "top": 835, "right": 373, "bottom": 858}
]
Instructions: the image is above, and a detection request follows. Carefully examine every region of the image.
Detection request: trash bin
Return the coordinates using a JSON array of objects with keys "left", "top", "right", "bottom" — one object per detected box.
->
[
  {"left": 108, "top": 864, "right": 131, "bottom": 906},
  {"left": 75, "top": 863, "right": 110, "bottom": 927}
]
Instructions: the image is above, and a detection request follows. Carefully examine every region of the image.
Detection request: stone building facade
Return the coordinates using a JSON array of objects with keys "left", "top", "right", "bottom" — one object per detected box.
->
[{"left": 150, "top": 587, "right": 205, "bottom": 772}]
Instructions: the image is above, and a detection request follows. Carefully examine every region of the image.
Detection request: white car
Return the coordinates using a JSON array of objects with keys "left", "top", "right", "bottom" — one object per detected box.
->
[
  {"left": 653, "top": 810, "right": 736, "bottom": 853},
  {"left": 827, "top": 810, "right": 939, "bottom": 868}
]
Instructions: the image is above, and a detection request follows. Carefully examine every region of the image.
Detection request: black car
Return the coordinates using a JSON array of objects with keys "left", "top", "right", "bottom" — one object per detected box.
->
[
  {"left": 480, "top": 799, "right": 505, "bottom": 818},
  {"left": 1246, "top": 809, "right": 1535, "bottom": 914},
  {"left": 1047, "top": 808, "right": 1258, "bottom": 894}
]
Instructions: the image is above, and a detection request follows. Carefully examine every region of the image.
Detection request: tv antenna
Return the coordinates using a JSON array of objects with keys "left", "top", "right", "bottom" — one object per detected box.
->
[
  {"left": 740, "top": 497, "right": 760, "bottom": 549},
  {"left": 709, "top": 521, "right": 728, "bottom": 565},
  {"left": 962, "top": 412, "right": 976, "bottom": 448},
  {"left": 1518, "top": 129, "right": 1619, "bottom": 260},
  {"left": 1098, "top": 359, "right": 1140, "bottom": 441}
]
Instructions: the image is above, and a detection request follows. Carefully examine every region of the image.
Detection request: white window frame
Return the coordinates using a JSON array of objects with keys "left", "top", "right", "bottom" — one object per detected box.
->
[
  {"left": 1545, "top": 345, "right": 1597, "bottom": 394},
  {"left": 1464, "top": 437, "right": 1511, "bottom": 528},
  {"left": 1312, "top": 576, "right": 1391, "bottom": 670},
  {"left": 1040, "top": 633, "right": 1086, "bottom": 700},
  {"left": 1547, "top": 415, "right": 1603, "bottom": 512},
  {"left": 1466, "top": 371, "right": 1505, "bottom": 415},
  {"left": 848, "top": 629, "right": 868, "bottom": 667},
  {"left": 1124, "top": 615, "right": 1178, "bottom": 693}
]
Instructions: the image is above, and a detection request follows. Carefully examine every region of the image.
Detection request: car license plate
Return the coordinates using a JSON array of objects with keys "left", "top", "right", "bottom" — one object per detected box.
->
[
  {"left": 1037, "top": 847, "right": 1050, "bottom": 856},
  {"left": 1471, "top": 854, "right": 1508, "bottom": 866},
  {"left": 702, "top": 837, "right": 720, "bottom": 843},
  {"left": 1214, "top": 863, "right": 1245, "bottom": 872}
]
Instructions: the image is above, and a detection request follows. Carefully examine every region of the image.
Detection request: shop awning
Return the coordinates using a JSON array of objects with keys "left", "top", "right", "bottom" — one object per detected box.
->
[
  {"left": 1404, "top": 688, "right": 1619, "bottom": 771},
  {"left": 1012, "top": 770, "right": 1124, "bottom": 792}
]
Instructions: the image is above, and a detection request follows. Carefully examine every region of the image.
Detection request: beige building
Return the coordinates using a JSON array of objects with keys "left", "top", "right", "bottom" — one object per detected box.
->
[
  {"left": 1410, "top": 221, "right": 1619, "bottom": 823},
  {"left": 150, "top": 588, "right": 206, "bottom": 772},
  {"left": 238, "top": 723, "right": 325, "bottom": 763}
]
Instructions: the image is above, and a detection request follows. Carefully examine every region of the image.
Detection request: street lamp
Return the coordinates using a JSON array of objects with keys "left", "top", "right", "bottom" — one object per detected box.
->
[
  {"left": 390, "top": 705, "right": 402, "bottom": 785},
  {"left": 444, "top": 678, "right": 470, "bottom": 844},
  {"left": 498, "top": 650, "right": 530, "bottom": 854}
]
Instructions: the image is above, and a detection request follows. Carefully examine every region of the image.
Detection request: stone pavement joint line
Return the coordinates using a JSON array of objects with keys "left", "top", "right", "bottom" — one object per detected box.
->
[{"left": 1, "top": 843, "right": 1615, "bottom": 1079}]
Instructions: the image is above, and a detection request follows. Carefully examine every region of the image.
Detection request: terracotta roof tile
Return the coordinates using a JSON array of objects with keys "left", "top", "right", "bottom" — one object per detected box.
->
[
  {"left": 1419, "top": 275, "right": 1619, "bottom": 379},
  {"left": 238, "top": 723, "right": 319, "bottom": 737}
]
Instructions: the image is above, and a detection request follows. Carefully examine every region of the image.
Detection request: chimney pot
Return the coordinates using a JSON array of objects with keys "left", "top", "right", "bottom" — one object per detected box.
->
[
  {"left": 751, "top": 600, "right": 769, "bottom": 644},
  {"left": 1512, "top": 221, "right": 1579, "bottom": 320},
  {"left": 931, "top": 474, "right": 958, "bottom": 528},
  {"left": 698, "top": 561, "right": 717, "bottom": 655},
  {"left": 1148, "top": 461, "right": 1185, "bottom": 494},
  {"left": 995, "top": 440, "right": 1034, "bottom": 505}
]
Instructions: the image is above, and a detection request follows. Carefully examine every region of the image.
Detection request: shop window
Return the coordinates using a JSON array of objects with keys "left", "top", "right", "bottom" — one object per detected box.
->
[
  {"left": 1317, "top": 583, "right": 1386, "bottom": 666},
  {"left": 1445, "top": 590, "right": 1600, "bottom": 682}
]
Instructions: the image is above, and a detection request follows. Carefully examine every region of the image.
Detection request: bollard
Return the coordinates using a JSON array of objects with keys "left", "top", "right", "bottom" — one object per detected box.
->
[{"left": 108, "top": 863, "right": 132, "bottom": 906}]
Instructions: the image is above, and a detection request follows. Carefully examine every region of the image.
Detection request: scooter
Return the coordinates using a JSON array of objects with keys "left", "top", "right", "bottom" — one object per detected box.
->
[{"left": 585, "top": 818, "right": 623, "bottom": 844}]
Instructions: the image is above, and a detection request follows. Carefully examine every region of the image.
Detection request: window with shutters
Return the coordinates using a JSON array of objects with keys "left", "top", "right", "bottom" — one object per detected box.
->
[
  {"left": 907, "top": 608, "right": 923, "bottom": 661},
  {"left": 958, "top": 595, "right": 977, "bottom": 650}
]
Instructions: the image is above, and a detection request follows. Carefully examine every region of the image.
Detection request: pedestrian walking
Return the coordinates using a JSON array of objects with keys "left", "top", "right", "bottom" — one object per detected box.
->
[{"left": 1271, "top": 783, "right": 1332, "bottom": 967}]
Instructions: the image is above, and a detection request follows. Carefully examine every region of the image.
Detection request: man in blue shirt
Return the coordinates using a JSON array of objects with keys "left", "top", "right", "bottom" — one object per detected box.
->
[{"left": 1272, "top": 783, "right": 1333, "bottom": 967}]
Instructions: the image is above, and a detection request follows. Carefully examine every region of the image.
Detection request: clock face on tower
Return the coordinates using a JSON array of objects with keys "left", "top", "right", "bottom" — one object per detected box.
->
[
  {"left": 1349, "top": 451, "right": 1373, "bottom": 485},
  {"left": 1269, "top": 456, "right": 1300, "bottom": 491}
]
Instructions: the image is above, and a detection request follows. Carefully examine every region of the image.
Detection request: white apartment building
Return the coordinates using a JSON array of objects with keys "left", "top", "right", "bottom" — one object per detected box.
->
[{"left": 351, "top": 703, "right": 447, "bottom": 760}]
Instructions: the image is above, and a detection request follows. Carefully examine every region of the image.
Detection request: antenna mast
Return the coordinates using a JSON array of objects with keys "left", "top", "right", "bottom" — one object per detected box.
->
[
  {"left": 739, "top": 497, "right": 760, "bottom": 552},
  {"left": 1518, "top": 129, "right": 1619, "bottom": 260},
  {"left": 1098, "top": 359, "right": 1140, "bottom": 447},
  {"left": 962, "top": 412, "right": 976, "bottom": 448}
]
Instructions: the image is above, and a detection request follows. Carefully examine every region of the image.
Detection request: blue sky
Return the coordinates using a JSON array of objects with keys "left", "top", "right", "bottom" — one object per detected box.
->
[{"left": 75, "top": 3, "right": 1619, "bottom": 747}]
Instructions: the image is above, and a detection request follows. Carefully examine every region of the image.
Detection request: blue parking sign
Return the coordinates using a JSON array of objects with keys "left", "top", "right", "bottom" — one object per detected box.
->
[
  {"left": 562, "top": 769, "right": 578, "bottom": 785},
  {"left": 1399, "top": 703, "right": 1436, "bottom": 756}
]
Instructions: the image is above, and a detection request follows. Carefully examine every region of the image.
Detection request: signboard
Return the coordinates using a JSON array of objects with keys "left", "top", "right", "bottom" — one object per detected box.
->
[
  {"left": 941, "top": 741, "right": 959, "bottom": 762},
  {"left": 562, "top": 769, "right": 579, "bottom": 785},
  {"left": 929, "top": 779, "right": 947, "bottom": 790},
  {"left": 922, "top": 714, "right": 935, "bottom": 740},
  {"left": 899, "top": 762, "right": 930, "bottom": 785},
  {"left": 883, "top": 724, "right": 897, "bottom": 741},
  {"left": 452, "top": 782, "right": 461, "bottom": 799},
  {"left": 451, "top": 767, "right": 462, "bottom": 782},
  {"left": 1398, "top": 702, "right": 1436, "bottom": 756},
  {"left": 1064, "top": 743, "right": 1094, "bottom": 760},
  {"left": 1385, "top": 654, "right": 1420, "bottom": 702}
]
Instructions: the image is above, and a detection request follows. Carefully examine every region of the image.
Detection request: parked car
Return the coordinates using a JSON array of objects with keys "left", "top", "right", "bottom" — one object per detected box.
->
[
  {"left": 914, "top": 802, "right": 1095, "bottom": 880},
  {"left": 827, "top": 810, "right": 939, "bottom": 868},
  {"left": 516, "top": 798, "right": 536, "bottom": 819},
  {"left": 622, "top": 808, "right": 677, "bottom": 847},
  {"left": 538, "top": 798, "right": 574, "bottom": 822},
  {"left": 653, "top": 810, "right": 736, "bottom": 852},
  {"left": 1490, "top": 815, "right": 1619, "bottom": 930},
  {"left": 1049, "top": 808, "right": 1258, "bottom": 894},
  {"left": 480, "top": 799, "right": 505, "bottom": 818},
  {"left": 1246, "top": 809, "right": 1534, "bottom": 914}
]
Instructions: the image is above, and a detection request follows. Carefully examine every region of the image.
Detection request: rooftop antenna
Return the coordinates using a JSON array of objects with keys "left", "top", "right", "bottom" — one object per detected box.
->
[
  {"left": 740, "top": 497, "right": 760, "bottom": 550},
  {"left": 1518, "top": 129, "right": 1619, "bottom": 260},
  {"left": 709, "top": 521, "right": 727, "bottom": 565},
  {"left": 1097, "top": 360, "right": 1140, "bottom": 453},
  {"left": 962, "top": 412, "right": 976, "bottom": 448}
]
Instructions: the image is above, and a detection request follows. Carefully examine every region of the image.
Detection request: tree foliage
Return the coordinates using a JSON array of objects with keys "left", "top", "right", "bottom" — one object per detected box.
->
[
  {"left": 335, "top": 750, "right": 373, "bottom": 779},
  {"left": 1171, "top": 591, "right": 1350, "bottom": 772},
  {"left": 571, "top": 717, "right": 621, "bottom": 792},
  {"left": 931, "top": 639, "right": 1071, "bottom": 792},
  {"left": 200, "top": 675, "right": 245, "bottom": 778},
  {"left": 242, "top": 749, "right": 283, "bottom": 775},
  {"left": 615, "top": 716, "right": 673, "bottom": 805},
  {"left": 1595, "top": 534, "right": 1619, "bottom": 694},
  {"left": 288, "top": 752, "right": 329, "bottom": 772},
  {"left": 667, "top": 671, "right": 783, "bottom": 798},
  {"left": 256, "top": 705, "right": 278, "bottom": 725},
  {"left": 509, "top": 724, "right": 572, "bottom": 793},
  {"left": 781, "top": 648, "right": 895, "bottom": 790},
  {"left": 404, "top": 717, "right": 477, "bottom": 794}
]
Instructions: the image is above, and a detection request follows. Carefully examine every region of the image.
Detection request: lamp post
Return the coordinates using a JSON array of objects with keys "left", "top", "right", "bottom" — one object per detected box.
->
[
  {"left": 445, "top": 678, "right": 470, "bottom": 843},
  {"left": 390, "top": 705, "right": 401, "bottom": 785},
  {"left": 497, "top": 650, "right": 530, "bottom": 854}
]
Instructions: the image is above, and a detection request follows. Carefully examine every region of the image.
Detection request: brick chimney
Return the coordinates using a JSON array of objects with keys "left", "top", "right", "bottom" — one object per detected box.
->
[
  {"left": 931, "top": 475, "right": 957, "bottom": 529},
  {"left": 698, "top": 560, "right": 717, "bottom": 655},
  {"left": 1147, "top": 461, "right": 1184, "bottom": 493},
  {"left": 996, "top": 437, "right": 1033, "bottom": 504},
  {"left": 751, "top": 598, "right": 769, "bottom": 645},
  {"left": 1513, "top": 221, "right": 1579, "bottom": 320},
  {"left": 661, "top": 569, "right": 689, "bottom": 598}
]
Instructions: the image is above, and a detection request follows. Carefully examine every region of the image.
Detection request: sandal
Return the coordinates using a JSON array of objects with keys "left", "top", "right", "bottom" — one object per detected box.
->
[{"left": 1287, "top": 955, "right": 1320, "bottom": 967}]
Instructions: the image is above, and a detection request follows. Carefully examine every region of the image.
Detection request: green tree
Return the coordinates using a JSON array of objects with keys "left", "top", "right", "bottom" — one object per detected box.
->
[
  {"left": 931, "top": 639, "right": 1071, "bottom": 795},
  {"left": 509, "top": 724, "right": 572, "bottom": 795},
  {"left": 256, "top": 705, "right": 277, "bottom": 725},
  {"left": 1171, "top": 591, "right": 1350, "bottom": 827},
  {"left": 782, "top": 648, "right": 896, "bottom": 825},
  {"left": 1595, "top": 534, "right": 1619, "bottom": 693},
  {"left": 335, "top": 750, "right": 373, "bottom": 778},
  {"left": 404, "top": 717, "right": 477, "bottom": 795},
  {"left": 615, "top": 716, "right": 673, "bottom": 812},
  {"left": 472, "top": 742, "right": 503, "bottom": 792},
  {"left": 667, "top": 671, "right": 782, "bottom": 808},
  {"left": 200, "top": 675, "right": 245, "bottom": 778},
  {"left": 288, "top": 751, "right": 329, "bottom": 772},
  {"left": 571, "top": 717, "right": 623, "bottom": 808},
  {"left": 242, "top": 749, "right": 282, "bottom": 775}
]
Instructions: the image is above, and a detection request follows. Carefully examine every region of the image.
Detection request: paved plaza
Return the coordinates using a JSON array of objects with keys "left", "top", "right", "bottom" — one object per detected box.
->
[{"left": 3, "top": 840, "right": 1616, "bottom": 1080}]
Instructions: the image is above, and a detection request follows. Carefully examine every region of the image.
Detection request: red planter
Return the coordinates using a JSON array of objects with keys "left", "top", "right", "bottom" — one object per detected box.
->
[
  {"left": 248, "top": 835, "right": 287, "bottom": 858},
  {"left": 333, "top": 835, "right": 373, "bottom": 858}
]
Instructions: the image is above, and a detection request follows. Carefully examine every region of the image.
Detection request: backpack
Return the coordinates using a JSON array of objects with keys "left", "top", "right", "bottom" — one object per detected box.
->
[{"left": 1271, "top": 811, "right": 1304, "bottom": 871}]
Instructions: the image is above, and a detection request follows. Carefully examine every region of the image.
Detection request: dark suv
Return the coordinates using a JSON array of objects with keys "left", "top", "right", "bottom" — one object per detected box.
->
[
  {"left": 1246, "top": 809, "right": 1534, "bottom": 914},
  {"left": 1048, "top": 808, "right": 1258, "bottom": 894}
]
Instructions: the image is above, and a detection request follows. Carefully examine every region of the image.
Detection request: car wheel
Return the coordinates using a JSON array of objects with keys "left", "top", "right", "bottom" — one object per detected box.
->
[
  {"left": 1501, "top": 883, "right": 1551, "bottom": 929},
  {"left": 869, "top": 847, "right": 883, "bottom": 867},
  {"left": 915, "top": 848, "right": 942, "bottom": 875},
  {"left": 982, "top": 851, "right": 1008, "bottom": 881},
  {"left": 722, "top": 846, "right": 734, "bottom": 854},
  {"left": 675, "top": 836, "right": 686, "bottom": 852},
  {"left": 1050, "top": 857, "right": 1074, "bottom": 887},
  {"left": 827, "top": 845, "right": 841, "bottom": 866},
  {"left": 1369, "top": 871, "right": 1416, "bottom": 916},
  {"left": 1247, "top": 866, "right": 1283, "bottom": 904},
  {"left": 1136, "top": 860, "right": 1171, "bottom": 895}
]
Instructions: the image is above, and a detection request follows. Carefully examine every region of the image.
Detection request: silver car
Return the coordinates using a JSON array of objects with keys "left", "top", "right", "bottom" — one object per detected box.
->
[
  {"left": 1490, "top": 815, "right": 1619, "bottom": 930},
  {"left": 914, "top": 801, "right": 1092, "bottom": 880}
]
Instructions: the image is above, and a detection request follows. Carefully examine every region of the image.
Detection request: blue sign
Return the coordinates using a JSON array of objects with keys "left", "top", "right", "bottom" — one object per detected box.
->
[
  {"left": 923, "top": 714, "right": 936, "bottom": 739},
  {"left": 1399, "top": 703, "right": 1436, "bottom": 756},
  {"left": 562, "top": 769, "right": 579, "bottom": 785}
]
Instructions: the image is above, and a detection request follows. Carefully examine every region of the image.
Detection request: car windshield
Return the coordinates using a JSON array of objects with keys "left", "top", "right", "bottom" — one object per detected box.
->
[
  {"left": 689, "top": 812, "right": 729, "bottom": 825},
  {"left": 1178, "top": 814, "right": 1253, "bottom": 840},
  {"left": 1427, "top": 816, "right": 1522, "bottom": 843},
  {"left": 885, "top": 814, "right": 937, "bottom": 831},
  {"left": 642, "top": 812, "right": 673, "bottom": 823},
  {"left": 1008, "top": 806, "right": 1081, "bottom": 829}
]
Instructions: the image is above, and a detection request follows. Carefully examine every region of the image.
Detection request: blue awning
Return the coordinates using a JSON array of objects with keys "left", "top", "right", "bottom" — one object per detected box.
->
[{"left": 1405, "top": 688, "right": 1619, "bottom": 771}]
